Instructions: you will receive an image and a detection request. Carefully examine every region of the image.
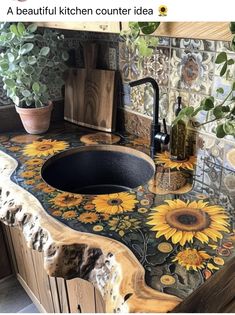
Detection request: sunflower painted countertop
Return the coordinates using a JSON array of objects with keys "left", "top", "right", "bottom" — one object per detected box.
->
[{"left": 0, "top": 123, "right": 234, "bottom": 313}]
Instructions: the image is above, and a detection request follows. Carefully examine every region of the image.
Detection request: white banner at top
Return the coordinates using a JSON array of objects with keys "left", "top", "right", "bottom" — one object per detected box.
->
[{"left": 0, "top": 0, "right": 235, "bottom": 22}]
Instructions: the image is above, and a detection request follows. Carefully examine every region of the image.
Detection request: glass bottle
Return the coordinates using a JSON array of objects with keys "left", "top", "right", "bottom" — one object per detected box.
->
[{"left": 170, "top": 96, "right": 187, "bottom": 161}]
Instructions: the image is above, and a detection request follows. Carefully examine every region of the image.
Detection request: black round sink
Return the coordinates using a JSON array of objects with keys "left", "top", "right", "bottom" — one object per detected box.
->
[{"left": 41, "top": 145, "right": 155, "bottom": 195}]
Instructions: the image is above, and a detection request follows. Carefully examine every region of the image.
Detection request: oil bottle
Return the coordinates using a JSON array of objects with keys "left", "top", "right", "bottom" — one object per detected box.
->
[{"left": 170, "top": 96, "right": 187, "bottom": 161}]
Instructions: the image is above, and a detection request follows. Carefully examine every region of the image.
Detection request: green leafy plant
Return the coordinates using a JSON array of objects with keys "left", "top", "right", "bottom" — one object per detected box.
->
[
  {"left": 120, "top": 22, "right": 160, "bottom": 57},
  {"left": 173, "top": 22, "right": 235, "bottom": 139},
  {"left": 0, "top": 22, "right": 69, "bottom": 108}
]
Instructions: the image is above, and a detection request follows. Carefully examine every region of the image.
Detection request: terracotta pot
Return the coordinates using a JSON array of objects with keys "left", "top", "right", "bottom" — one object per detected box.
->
[{"left": 15, "top": 102, "right": 53, "bottom": 135}]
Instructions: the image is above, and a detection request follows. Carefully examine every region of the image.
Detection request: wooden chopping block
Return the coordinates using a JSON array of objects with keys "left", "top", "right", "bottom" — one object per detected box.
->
[{"left": 64, "top": 43, "right": 117, "bottom": 132}]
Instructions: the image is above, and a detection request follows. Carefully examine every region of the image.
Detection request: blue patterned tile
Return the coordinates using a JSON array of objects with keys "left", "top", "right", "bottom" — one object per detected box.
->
[
  {"left": 171, "top": 38, "right": 216, "bottom": 52},
  {"left": 170, "top": 49, "right": 215, "bottom": 94}
]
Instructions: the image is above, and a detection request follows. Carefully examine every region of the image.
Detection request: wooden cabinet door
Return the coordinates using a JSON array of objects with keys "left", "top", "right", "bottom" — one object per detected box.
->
[
  {"left": 0, "top": 224, "right": 11, "bottom": 280},
  {"left": 4, "top": 225, "right": 105, "bottom": 313},
  {"left": 66, "top": 278, "right": 105, "bottom": 313}
]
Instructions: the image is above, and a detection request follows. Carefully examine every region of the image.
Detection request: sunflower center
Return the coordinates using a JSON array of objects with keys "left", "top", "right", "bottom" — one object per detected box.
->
[
  {"left": 165, "top": 208, "right": 210, "bottom": 231},
  {"left": 177, "top": 214, "right": 198, "bottom": 225},
  {"left": 108, "top": 198, "right": 122, "bottom": 206},
  {"left": 63, "top": 196, "right": 76, "bottom": 203},
  {"left": 161, "top": 7, "right": 166, "bottom": 12},
  {"left": 37, "top": 144, "right": 53, "bottom": 151},
  {"left": 179, "top": 252, "right": 203, "bottom": 266}
]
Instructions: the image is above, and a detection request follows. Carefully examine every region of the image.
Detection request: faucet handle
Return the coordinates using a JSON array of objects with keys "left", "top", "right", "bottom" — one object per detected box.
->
[
  {"left": 154, "top": 119, "right": 170, "bottom": 146},
  {"left": 163, "top": 118, "right": 167, "bottom": 134}
]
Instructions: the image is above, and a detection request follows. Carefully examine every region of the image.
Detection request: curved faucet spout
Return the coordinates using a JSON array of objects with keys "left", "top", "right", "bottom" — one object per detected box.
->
[
  {"left": 129, "top": 77, "right": 169, "bottom": 157},
  {"left": 129, "top": 77, "right": 159, "bottom": 127}
]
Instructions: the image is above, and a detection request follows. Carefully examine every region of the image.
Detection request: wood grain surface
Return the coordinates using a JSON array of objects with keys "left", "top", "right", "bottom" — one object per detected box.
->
[
  {"left": 64, "top": 43, "right": 117, "bottom": 132},
  {"left": 172, "top": 257, "right": 235, "bottom": 312},
  {"left": 121, "top": 22, "right": 232, "bottom": 41},
  {"left": 0, "top": 151, "right": 180, "bottom": 313}
]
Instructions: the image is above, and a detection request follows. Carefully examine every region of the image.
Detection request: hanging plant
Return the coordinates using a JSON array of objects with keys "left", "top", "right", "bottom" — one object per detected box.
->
[
  {"left": 120, "top": 22, "right": 160, "bottom": 57},
  {"left": 173, "top": 22, "right": 235, "bottom": 139}
]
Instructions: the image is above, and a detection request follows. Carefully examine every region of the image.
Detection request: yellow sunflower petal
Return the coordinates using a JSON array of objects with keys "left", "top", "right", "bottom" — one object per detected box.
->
[
  {"left": 210, "top": 223, "right": 230, "bottom": 232},
  {"left": 150, "top": 223, "right": 170, "bottom": 231},
  {"left": 204, "top": 228, "right": 222, "bottom": 241},
  {"left": 199, "top": 251, "right": 211, "bottom": 260},
  {"left": 179, "top": 233, "right": 189, "bottom": 246},
  {"left": 195, "top": 231, "right": 209, "bottom": 243},
  {"left": 165, "top": 200, "right": 178, "bottom": 209},
  {"left": 207, "top": 263, "right": 219, "bottom": 271},
  {"left": 171, "top": 231, "right": 183, "bottom": 244},
  {"left": 165, "top": 228, "right": 177, "bottom": 240},
  {"left": 188, "top": 201, "right": 199, "bottom": 208},
  {"left": 156, "top": 228, "right": 172, "bottom": 238}
]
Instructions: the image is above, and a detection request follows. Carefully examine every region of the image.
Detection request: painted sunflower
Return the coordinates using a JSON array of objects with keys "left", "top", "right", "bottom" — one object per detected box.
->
[
  {"left": 20, "top": 170, "right": 37, "bottom": 178},
  {"left": 78, "top": 212, "right": 99, "bottom": 224},
  {"left": 24, "top": 179, "right": 36, "bottom": 185},
  {"left": 147, "top": 199, "right": 230, "bottom": 246},
  {"left": 36, "top": 182, "right": 55, "bottom": 193},
  {"left": 62, "top": 210, "right": 77, "bottom": 220},
  {"left": 108, "top": 215, "right": 141, "bottom": 236},
  {"left": 92, "top": 192, "right": 138, "bottom": 215},
  {"left": 25, "top": 158, "right": 44, "bottom": 166},
  {"left": 36, "top": 182, "right": 48, "bottom": 190},
  {"left": 172, "top": 248, "right": 211, "bottom": 271},
  {"left": 50, "top": 192, "right": 82, "bottom": 208},
  {"left": 8, "top": 146, "right": 21, "bottom": 152},
  {"left": 23, "top": 139, "right": 69, "bottom": 157},
  {"left": 155, "top": 151, "right": 196, "bottom": 170},
  {"left": 52, "top": 210, "right": 63, "bottom": 217}
]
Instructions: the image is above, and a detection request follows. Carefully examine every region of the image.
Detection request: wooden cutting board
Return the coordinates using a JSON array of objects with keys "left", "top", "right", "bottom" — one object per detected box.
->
[{"left": 64, "top": 43, "right": 117, "bottom": 132}]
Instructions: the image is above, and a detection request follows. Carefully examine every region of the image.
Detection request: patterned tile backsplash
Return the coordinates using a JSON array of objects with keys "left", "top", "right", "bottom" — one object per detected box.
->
[
  {"left": 0, "top": 28, "right": 234, "bottom": 154},
  {"left": 120, "top": 36, "right": 235, "bottom": 147}
]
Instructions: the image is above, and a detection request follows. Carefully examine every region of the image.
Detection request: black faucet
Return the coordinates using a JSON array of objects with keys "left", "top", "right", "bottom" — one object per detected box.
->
[{"left": 129, "top": 77, "right": 170, "bottom": 158}]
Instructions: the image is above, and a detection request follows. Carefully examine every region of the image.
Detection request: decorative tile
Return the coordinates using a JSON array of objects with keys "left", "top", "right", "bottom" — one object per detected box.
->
[
  {"left": 119, "top": 42, "right": 141, "bottom": 82},
  {"left": 117, "top": 107, "right": 151, "bottom": 139},
  {"left": 171, "top": 38, "right": 216, "bottom": 52},
  {"left": 144, "top": 85, "right": 169, "bottom": 118},
  {"left": 153, "top": 47, "right": 170, "bottom": 86},
  {"left": 212, "top": 76, "right": 234, "bottom": 101},
  {"left": 220, "top": 169, "right": 235, "bottom": 199},
  {"left": 129, "top": 85, "right": 145, "bottom": 114},
  {"left": 189, "top": 93, "right": 217, "bottom": 133},
  {"left": 203, "top": 159, "right": 223, "bottom": 191},
  {"left": 216, "top": 41, "right": 234, "bottom": 53},
  {"left": 167, "top": 89, "right": 190, "bottom": 125},
  {"left": 158, "top": 87, "right": 169, "bottom": 120},
  {"left": 126, "top": 84, "right": 169, "bottom": 119},
  {"left": 170, "top": 49, "right": 215, "bottom": 94},
  {"left": 224, "top": 143, "right": 235, "bottom": 171},
  {"left": 204, "top": 137, "right": 225, "bottom": 166},
  {"left": 141, "top": 54, "right": 156, "bottom": 78},
  {"left": 158, "top": 37, "right": 170, "bottom": 47}
]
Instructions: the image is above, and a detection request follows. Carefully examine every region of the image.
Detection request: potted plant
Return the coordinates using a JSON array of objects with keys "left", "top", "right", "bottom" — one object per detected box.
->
[{"left": 0, "top": 22, "right": 69, "bottom": 134}]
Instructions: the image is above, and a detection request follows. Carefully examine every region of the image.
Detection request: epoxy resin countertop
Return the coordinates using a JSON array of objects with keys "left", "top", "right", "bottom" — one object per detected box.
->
[{"left": 0, "top": 122, "right": 234, "bottom": 313}]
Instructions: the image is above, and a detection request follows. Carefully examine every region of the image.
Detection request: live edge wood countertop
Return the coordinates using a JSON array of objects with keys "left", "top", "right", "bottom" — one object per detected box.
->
[{"left": 0, "top": 122, "right": 235, "bottom": 313}]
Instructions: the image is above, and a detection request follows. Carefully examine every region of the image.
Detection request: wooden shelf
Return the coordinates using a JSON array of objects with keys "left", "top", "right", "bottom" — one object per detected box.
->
[
  {"left": 36, "top": 22, "right": 121, "bottom": 33},
  {"left": 122, "top": 22, "right": 232, "bottom": 41},
  {"left": 155, "top": 22, "right": 232, "bottom": 41}
]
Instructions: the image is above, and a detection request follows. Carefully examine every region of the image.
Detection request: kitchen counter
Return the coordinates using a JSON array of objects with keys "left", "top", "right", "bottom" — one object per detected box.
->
[{"left": 0, "top": 122, "right": 234, "bottom": 313}]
